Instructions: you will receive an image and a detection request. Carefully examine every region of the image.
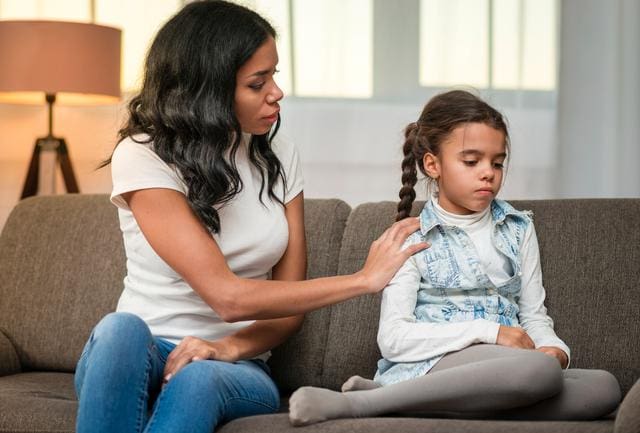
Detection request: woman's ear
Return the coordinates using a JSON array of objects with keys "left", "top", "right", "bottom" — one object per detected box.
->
[{"left": 423, "top": 153, "right": 440, "bottom": 180}]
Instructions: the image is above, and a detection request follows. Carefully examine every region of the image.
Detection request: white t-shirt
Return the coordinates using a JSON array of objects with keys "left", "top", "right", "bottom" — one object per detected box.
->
[{"left": 110, "top": 133, "right": 303, "bottom": 355}]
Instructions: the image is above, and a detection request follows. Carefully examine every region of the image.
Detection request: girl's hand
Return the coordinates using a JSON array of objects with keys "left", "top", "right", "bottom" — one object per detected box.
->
[
  {"left": 537, "top": 346, "right": 569, "bottom": 368},
  {"left": 163, "top": 336, "right": 237, "bottom": 382},
  {"left": 358, "top": 217, "right": 429, "bottom": 294},
  {"left": 496, "top": 325, "right": 535, "bottom": 349}
]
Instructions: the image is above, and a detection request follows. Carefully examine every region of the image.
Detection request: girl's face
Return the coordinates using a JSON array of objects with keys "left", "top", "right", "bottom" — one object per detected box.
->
[
  {"left": 423, "top": 122, "right": 506, "bottom": 215},
  {"left": 234, "top": 36, "right": 283, "bottom": 135}
]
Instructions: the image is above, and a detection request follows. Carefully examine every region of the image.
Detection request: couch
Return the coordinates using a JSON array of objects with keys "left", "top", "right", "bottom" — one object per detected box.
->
[{"left": 0, "top": 194, "right": 638, "bottom": 433}]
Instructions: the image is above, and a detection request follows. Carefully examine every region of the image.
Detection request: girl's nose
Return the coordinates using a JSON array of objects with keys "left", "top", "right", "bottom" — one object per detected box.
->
[{"left": 480, "top": 165, "right": 495, "bottom": 181}]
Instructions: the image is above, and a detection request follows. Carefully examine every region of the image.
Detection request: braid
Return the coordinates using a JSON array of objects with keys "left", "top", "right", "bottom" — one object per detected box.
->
[{"left": 397, "top": 123, "right": 419, "bottom": 221}]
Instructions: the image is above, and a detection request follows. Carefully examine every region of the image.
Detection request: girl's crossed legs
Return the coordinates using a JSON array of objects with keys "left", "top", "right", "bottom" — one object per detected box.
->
[
  {"left": 289, "top": 344, "right": 620, "bottom": 426},
  {"left": 75, "top": 312, "right": 280, "bottom": 433}
]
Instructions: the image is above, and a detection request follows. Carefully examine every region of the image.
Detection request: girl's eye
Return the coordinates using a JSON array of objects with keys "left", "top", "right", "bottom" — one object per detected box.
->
[
  {"left": 494, "top": 162, "right": 505, "bottom": 169},
  {"left": 463, "top": 160, "right": 477, "bottom": 166}
]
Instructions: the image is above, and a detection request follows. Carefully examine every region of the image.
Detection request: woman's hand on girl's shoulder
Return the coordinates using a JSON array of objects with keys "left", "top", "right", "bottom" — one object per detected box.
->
[
  {"left": 358, "top": 217, "right": 429, "bottom": 294},
  {"left": 163, "top": 336, "right": 238, "bottom": 382}
]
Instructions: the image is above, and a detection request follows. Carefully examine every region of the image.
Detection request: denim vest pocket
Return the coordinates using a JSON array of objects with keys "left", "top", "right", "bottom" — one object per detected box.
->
[{"left": 422, "top": 248, "right": 461, "bottom": 288}]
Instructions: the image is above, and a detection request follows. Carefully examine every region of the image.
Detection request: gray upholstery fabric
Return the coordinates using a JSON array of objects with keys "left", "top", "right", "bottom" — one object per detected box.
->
[
  {"left": 0, "top": 195, "right": 638, "bottom": 433},
  {"left": 511, "top": 199, "right": 640, "bottom": 396},
  {"left": 0, "top": 372, "right": 75, "bottom": 433},
  {"left": 321, "top": 201, "right": 410, "bottom": 390},
  {"left": 219, "top": 413, "right": 614, "bottom": 433},
  {"left": 614, "top": 378, "right": 640, "bottom": 433},
  {"left": 0, "top": 195, "right": 126, "bottom": 372},
  {"left": 0, "top": 331, "right": 20, "bottom": 377},
  {"left": 268, "top": 199, "right": 351, "bottom": 392}
]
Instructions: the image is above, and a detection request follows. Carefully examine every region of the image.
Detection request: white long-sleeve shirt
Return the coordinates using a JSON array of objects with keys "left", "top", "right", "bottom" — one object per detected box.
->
[{"left": 377, "top": 198, "right": 571, "bottom": 366}]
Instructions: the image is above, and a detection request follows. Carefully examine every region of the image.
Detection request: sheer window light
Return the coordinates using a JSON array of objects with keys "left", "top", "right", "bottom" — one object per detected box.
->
[
  {"left": 292, "top": 0, "right": 372, "bottom": 98},
  {"left": 420, "top": 0, "right": 489, "bottom": 88},
  {"left": 96, "top": 0, "right": 182, "bottom": 92},
  {"left": 0, "top": 0, "right": 89, "bottom": 21},
  {"left": 420, "top": 0, "right": 557, "bottom": 91}
]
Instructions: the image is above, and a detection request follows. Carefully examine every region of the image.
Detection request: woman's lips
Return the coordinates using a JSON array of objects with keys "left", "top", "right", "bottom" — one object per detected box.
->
[{"left": 263, "top": 111, "right": 279, "bottom": 123}]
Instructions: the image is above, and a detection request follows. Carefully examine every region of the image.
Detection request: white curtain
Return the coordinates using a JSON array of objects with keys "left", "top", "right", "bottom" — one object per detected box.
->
[{"left": 557, "top": 0, "right": 640, "bottom": 198}]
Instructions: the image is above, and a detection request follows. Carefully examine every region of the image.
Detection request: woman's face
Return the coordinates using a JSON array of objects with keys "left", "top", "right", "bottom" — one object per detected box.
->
[{"left": 234, "top": 36, "right": 283, "bottom": 135}]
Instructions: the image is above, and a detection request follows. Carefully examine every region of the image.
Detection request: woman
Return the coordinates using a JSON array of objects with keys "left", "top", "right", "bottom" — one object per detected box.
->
[{"left": 74, "top": 1, "right": 426, "bottom": 432}]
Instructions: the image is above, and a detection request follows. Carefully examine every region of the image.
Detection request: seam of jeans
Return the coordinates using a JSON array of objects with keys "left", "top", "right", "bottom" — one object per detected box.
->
[
  {"left": 223, "top": 394, "right": 280, "bottom": 413},
  {"left": 136, "top": 342, "right": 153, "bottom": 433}
]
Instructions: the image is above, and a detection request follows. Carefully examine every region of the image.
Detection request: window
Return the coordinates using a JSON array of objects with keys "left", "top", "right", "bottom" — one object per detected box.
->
[
  {"left": 420, "top": 0, "right": 558, "bottom": 91},
  {"left": 239, "top": 0, "right": 373, "bottom": 98},
  {"left": 0, "top": 0, "right": 558, "bottom": 97}
]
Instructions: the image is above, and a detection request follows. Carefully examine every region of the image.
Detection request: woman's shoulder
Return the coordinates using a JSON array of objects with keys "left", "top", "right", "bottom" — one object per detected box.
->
[
  {"left": 110, "top": 134, "right": 186, "bottom": 209},
  {"left": 112, "top": 134, "right": 156, "bottom": 163},
  {"left": 269, "top": 133, "right": 298, "bottom": 162}
]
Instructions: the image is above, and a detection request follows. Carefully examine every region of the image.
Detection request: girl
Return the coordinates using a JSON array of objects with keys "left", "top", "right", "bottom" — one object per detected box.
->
[
  {"left": 289, "top": 90, "right": 621, "bottom": 425},
  {"left": 74, "top": 2, "right": 425, "bottom": 432}
]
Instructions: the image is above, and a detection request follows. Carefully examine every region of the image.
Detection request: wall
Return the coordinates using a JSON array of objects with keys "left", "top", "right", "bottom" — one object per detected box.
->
[{"left": 0, "top": 97, "right": 557, "bottom": 231}]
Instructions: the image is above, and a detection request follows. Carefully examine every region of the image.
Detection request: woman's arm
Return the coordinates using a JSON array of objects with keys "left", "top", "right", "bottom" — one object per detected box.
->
[
  {"left": 517, "top": 223, "right": 570, "bottom": 368},
  {"left": 162, "top": 194, "right": 307, "bottom": 380},
  {"left": 124, "top": 188, "right": 426, "bottom": 322}
]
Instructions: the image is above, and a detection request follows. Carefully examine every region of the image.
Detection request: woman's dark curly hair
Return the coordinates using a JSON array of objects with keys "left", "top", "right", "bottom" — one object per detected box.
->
[
  {"left": 103, "top": 0, "right": 285, "bottom": 233},
  {"left": 397, "top": 90, "right": 510, "bottom": 221}
]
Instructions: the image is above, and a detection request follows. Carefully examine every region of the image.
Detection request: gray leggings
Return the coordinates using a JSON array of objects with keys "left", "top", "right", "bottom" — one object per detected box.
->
[{"left": 347, "top": 344, "right": 621, "bottom": 420}]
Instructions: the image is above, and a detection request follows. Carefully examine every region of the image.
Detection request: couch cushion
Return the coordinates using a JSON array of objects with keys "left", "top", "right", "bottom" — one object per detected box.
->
[
  {"left": 511, "top": 199, "right": 640, "bottom": 396},
  {"left": 0, "top": 372, "right": 76, "bottom": 433},
  {"left": 325, "top": 199, "right": 640, "bottom": 396},
  {"left": 219, "top": 413, "right": 613, "bottom": 433},
  {"left": 0, "top": 195, "right": 125, "bottom": 372},
  {"left": 268, "top": 199, "right": 351, "bottom": 393}
]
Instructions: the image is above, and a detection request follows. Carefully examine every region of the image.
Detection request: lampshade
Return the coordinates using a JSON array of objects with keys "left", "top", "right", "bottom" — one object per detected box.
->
[{"left": 0, "top": 20, "right": 121, "bottom": 105}]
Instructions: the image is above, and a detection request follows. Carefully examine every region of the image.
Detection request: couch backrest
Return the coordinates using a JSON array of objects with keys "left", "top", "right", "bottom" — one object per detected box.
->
[
  {"left": 324, "top": 199, "right": 640, "bottom": 395},
  {"left": 0, "top": 195, "right": 351, "bottom": 381},
  {"left": 0, "top": 195, "right": 125, "bottom": 372},
  {"left": 267, "top": 199, "right": 351, "bottom": 392}
]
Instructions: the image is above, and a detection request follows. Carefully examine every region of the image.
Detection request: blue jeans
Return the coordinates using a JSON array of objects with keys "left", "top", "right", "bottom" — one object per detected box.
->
[{"left": 74, "top": 312, "right": 280, "bottom": 433}]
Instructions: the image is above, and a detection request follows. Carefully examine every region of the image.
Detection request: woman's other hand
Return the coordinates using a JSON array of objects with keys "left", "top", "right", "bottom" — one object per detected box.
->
[
  {"left": 358, "top": 217, "right": 429, "bottom": 294},
  {"left": 163, "top": 336, "right": 237, "bottom": 382},
  {"left": 537, "top": 346, "right": 569, "bottom": 369},
  {"left": 496, "top": 325, "right": 535, "bottom": 349}
]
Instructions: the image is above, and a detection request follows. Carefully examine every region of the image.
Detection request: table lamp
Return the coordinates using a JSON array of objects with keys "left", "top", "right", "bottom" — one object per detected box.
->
[{"left": 0, "top": 20, "right": 121, "bottom": 199}]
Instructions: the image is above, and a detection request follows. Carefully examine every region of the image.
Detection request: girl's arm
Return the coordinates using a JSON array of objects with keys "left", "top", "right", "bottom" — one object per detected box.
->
[
  {"left": 377, "top": 238, "right": 500, "bottom": 363},
  {"left": 162, "top": 193, "right": 307, "bottom": 380},
  {"left": 517, "top": 223, "right": 571, "bottom": 368},
  {"left": 124, "top": 187, "right": 426, "bottom": 322}
]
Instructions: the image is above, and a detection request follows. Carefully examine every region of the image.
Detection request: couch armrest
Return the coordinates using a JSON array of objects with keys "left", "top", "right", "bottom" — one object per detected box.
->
[
  {"left": 615, "top": 377, "right": 640, "bottom": 433},
  {"left": 0, "top": 330, "right": 21, "bottom": 376}
]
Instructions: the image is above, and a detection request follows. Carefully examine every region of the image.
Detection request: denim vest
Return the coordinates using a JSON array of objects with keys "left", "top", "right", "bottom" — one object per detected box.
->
[{"left": 374, "top": 199, "right": 532, "bottom": 386}]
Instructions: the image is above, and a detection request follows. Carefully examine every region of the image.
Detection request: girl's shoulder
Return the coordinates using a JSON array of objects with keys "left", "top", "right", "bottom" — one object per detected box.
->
[{"left": 491, "top": 199, "right": 533, "bottom": 225}]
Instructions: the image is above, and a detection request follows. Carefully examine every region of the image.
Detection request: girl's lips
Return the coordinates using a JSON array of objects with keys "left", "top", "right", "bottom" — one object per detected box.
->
[{"left": 475, "top": 189, "right": 494, "bottom": 196}]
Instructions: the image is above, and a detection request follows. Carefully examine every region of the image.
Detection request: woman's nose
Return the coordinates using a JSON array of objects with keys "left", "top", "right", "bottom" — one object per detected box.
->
[{"left": 266, "top": 82, "right": 284, "bottom": 104}]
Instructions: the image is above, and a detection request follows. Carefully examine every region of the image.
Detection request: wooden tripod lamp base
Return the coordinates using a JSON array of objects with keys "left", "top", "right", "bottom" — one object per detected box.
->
[{"left": 21, "top": 135, "right": 79, "bottom": 199}]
